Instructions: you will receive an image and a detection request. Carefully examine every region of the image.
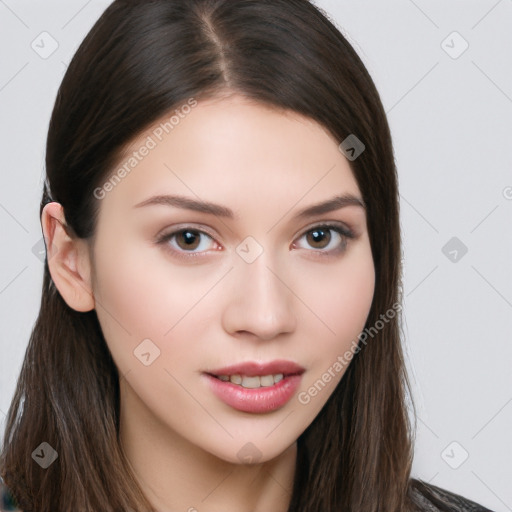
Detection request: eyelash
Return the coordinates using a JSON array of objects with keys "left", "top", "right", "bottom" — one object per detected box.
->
[{"left": 155, "top": 222, "right": 355, "bottom": 261}]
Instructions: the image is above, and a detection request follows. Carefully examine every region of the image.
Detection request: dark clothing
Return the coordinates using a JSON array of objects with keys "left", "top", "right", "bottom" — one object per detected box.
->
[
  {"left": 409, "top": 479, "right": 495, "bottom": 512},
  {"left": 0, "top": 475, "right": 495, "bottom": 511},
  {"left": 1, "top": 477, "right": 21, "bottom": 512}
]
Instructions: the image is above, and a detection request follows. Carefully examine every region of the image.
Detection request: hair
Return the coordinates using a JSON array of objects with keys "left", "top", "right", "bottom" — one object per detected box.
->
[{"left": 0, "top": 0, "right": 440, "bottom": 510}]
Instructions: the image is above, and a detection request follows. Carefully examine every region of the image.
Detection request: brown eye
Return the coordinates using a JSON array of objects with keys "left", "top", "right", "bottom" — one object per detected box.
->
[
  {"left": 294, "top": 223, "right": 354, "bottom": 255},
  {"left": 156, "top": 227, "right": 217, "bottom": 259},
  {"left": 175, "top": 229, "right": 202, "bottom": 251},
  {"left": 305, "top": 227, "right": 332, "bottom": 249}
]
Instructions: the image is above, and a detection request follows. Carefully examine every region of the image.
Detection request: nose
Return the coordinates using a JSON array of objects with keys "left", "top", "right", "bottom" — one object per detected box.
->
[{"left": 221, "top": 250, "right": 297, "bottom": 341}]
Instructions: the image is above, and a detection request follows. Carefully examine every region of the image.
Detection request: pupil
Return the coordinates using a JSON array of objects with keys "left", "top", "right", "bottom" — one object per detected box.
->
[
  {"left": 309, "top": 228, "right": 330, "bottom": 248},
  {"left": 183, "top": 231, "right": 195, "bottom": 244},
  {"left": 179, "top": 230, "right": 199, "bottom": 249}
]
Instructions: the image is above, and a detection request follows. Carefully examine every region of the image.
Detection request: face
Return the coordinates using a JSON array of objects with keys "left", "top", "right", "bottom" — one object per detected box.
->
[{"left": 87, "top": 94, "right": 375, "bottom": 464}]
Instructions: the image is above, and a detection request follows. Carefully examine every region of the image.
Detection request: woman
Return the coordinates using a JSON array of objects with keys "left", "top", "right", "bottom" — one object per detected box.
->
[{"left": 0, "top": 0, "right": 495, "bottom": 510}]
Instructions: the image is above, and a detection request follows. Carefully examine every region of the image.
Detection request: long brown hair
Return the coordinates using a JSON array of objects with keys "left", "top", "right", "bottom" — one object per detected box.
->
[{"left": 1, "top": 0, "right": 432, "bottom": 510}]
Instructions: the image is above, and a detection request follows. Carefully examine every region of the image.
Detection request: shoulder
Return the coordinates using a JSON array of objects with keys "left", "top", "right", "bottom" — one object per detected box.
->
[
  {"left": 409, "top": 478, "right": 496, "bottom": 512},
  {"left": 0, "top": 476, "right": 22, "bottom": 512}
]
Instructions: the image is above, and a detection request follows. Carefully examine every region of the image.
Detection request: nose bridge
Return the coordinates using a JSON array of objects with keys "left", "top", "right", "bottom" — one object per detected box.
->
[{"left": 223, "top": 242, "right": 297, "bottom": 339}]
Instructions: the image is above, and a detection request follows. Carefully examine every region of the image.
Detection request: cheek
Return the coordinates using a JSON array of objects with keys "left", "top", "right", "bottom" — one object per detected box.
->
[
  {"left": 327, "top": 256, "right": 375, "bottom": 336},
  {"left": 90, "top": 235, "right": 224, "bottom": 373},
  {"left": 301, "top": 245, "right": 374, "bottom": 338},
  {"left": 295, "top": 242, "right": 375, "bottom": 378}
]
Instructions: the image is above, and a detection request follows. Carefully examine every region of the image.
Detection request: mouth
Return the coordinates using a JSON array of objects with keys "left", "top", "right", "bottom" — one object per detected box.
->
[
  {"left": 202, "top": 360, "right": 305, "bottom": 413},
  {"left": 206, "top": 371, "right": 303, "bottom": 389},
  {"left": 205, "top": 359, "right": 305, "bottom": 388}
]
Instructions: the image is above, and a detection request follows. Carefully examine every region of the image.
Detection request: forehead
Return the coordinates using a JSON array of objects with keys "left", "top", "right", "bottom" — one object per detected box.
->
[{"left": 95, "top": 94, "right": 362, "bottom": 223}]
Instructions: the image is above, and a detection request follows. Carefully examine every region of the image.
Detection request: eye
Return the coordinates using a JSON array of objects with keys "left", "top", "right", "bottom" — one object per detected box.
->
[
  {"left": 156, "top": 222, "right": 355, "bottom": 261},
  {"left": 156, "top": 227, "right": 218, "bottom": 260},
  {"left": 292, "top": 223, "right": 354, "bottom": 256}
]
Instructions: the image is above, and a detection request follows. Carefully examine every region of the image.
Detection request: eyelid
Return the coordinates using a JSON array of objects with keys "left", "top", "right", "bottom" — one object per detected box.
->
[
  {"left": 156, "top": 220, "right": 355, "bottom": 242},
  {"left": 292, "top": 221, "right": 355, "bottom": 258},
  {"left": 155, "top": 222, "right": 217, "bottom": 242},
  {"left": 155, "top": 220, "right": 356, "bottom": 260},
  {"left": 154, "top": 223, "right": 219, "bottom": 259},
  {"left": 297, "top": 219, "right": 354, "bottom": 238}
]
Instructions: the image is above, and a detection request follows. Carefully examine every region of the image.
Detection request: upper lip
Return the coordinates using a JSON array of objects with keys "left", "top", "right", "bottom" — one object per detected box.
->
[{"left": 206, "top": 360, "right": 305, "bottom": 377}]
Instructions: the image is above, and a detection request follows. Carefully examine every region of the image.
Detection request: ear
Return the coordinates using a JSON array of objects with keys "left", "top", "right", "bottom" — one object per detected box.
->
[{"left": 41, "top": 202, "right": 95, "bottom": 312}]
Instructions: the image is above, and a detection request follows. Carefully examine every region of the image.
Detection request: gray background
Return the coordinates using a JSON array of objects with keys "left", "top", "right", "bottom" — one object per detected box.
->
[{"left": 0, "top": 1, "right": 511, "bottom": 510}]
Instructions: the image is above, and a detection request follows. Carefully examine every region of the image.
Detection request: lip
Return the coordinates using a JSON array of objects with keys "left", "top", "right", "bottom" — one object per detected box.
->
[
  {"left": 202, "top": 360, "right": 305, "bottom": 414},
  {"left": 206, "top": 360, "right": 305, "bottom": 378}
]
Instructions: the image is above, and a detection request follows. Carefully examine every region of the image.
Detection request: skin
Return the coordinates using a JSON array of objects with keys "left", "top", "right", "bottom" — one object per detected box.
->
[{"left": 42, "top": 94, "right": 375, "bottom": 512}]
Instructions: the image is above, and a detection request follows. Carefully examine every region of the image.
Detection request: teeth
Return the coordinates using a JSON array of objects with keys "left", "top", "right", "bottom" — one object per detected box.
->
[
  {"left": 216, "top": 373, "right": 285, "bottom": 388},
  {"left": 231, "top": 374, "right": 242, "bottom": 385},
  {"left": 241, "top": 376, "right": 260, "bottom": 389},
  {"left": 259, "top": 375, "right": 274, "bottom": 387}
]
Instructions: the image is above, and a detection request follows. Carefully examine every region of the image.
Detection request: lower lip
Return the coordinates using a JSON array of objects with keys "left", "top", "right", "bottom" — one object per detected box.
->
[{"left": 203, "top": 373, "right": 303, "bottom": 413}]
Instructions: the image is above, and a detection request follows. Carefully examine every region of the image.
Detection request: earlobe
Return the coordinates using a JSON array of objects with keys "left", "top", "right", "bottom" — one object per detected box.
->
[{"left": 41, "top": 202, "right": 95, "bottom": 312}]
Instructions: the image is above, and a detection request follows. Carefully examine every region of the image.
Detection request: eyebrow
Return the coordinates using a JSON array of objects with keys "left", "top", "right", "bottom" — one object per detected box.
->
[{"left": 133, "top": 193, "right": 365, "bottom": 219}]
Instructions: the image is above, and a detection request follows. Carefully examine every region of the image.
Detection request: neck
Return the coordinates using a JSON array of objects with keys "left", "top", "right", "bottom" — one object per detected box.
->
[{"left": 118, "top": 381, "right": 296, "bottom": 512}]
